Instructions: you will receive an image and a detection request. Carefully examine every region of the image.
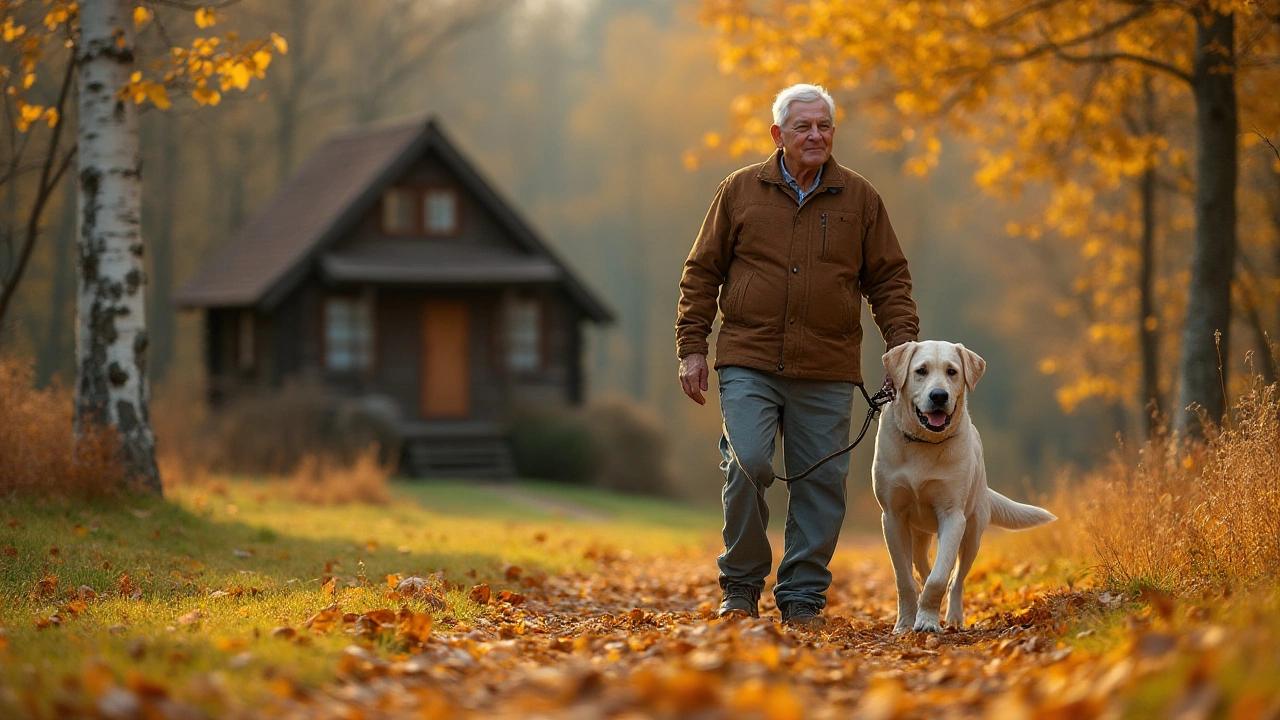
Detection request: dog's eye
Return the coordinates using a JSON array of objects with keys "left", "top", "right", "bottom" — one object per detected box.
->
[
  {"left": 946, "top": 368, "right": 958, "bottom": 376},
  {"left": 915, "top": 367, "right": 928, "bottom": 376}
]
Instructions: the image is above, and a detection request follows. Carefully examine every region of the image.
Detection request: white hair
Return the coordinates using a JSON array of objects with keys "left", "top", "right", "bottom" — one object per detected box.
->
[{"left": 772, "top": 84, "right": 836, "bottom": 128}]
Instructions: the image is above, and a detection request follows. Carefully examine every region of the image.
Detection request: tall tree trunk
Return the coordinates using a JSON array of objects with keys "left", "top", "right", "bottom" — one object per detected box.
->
[
  {"left": 626, "top": 138, "right": 648, "bottom": 401},
  {"left": 1138, "top": 78, "right": 1162, "bottom": 433},
  {"left": 76, "top": 0, "right": 160, "bottom": 493},
  {"left": 1175, "top": 9, "right": 1237, "bottom": 437},
  {"left": 38, "top": 177, "right": 77, "bottom": 386},
  {"left": 1271, "top": 161, "right": 1280, "bottom": 369},
  {"left": 1139, "top": 163, "right": 1161, "bottom": 432}
]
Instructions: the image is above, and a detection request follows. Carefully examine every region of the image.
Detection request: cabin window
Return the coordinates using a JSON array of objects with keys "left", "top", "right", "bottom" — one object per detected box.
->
[
  {"left": 381, "top": 187, "right": 416, "bottom": 235},
  {"left": 424, "top": 189, "right": 458, "bottom": 235},
  {"left": 324, "top": 296, "right": 374, "bottom": 372},
  {"left": 506, "top": 296, "right": 541, "bottom": 373},
  {"left": 237, "top": 310, "right": 255, "bottom": 371}
]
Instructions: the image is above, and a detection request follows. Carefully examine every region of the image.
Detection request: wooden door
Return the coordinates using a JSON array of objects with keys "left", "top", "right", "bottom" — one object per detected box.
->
[{"left": 421, "top": 300, "right": 470, "bottom": 418}]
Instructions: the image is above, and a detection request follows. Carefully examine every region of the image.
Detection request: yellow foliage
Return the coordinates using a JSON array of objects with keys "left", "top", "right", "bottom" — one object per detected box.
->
[
  {"left": 698, "top": 0, "right": 1280, "bottom": 414},
  {"left": 194, "top": 7, "right": 217, "bottom": 29}
]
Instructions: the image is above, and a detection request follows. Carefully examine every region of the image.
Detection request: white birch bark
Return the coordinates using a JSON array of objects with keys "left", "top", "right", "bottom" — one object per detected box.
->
[{"left": 75, "top": 0, "right": 160, "bottom": 493}]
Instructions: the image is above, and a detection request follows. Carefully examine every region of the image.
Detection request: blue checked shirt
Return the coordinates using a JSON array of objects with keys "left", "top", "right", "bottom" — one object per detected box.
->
[{"left": 780, "top": 157, "right": 824, "bottom": 205}]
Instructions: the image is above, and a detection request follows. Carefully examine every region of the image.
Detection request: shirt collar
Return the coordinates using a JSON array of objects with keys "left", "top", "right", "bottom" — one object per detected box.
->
[{"left": 780, "top": 156, "right": 824, "bottom": 202}]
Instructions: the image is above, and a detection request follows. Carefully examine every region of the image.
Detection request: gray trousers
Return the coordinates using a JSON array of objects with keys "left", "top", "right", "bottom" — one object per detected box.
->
[{"left": 716, "top": 365, "right": 857, "bottom": 610}]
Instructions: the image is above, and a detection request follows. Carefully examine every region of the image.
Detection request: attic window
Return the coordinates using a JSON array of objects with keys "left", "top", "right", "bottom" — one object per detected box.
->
[
  {"left": 424, "top": 189, "right": 458, "bottom": 235},
  {"left": 381, "top": 187, "right": 416, "bottom": 235}
]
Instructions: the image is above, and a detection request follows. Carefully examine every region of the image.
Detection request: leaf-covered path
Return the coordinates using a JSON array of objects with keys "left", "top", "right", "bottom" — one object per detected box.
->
[{"left": 262, "top": 540, "right": 1190, "bottom": 719}]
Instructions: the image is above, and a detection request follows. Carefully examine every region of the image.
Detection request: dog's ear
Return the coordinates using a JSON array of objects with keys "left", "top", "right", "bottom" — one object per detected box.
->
[
  {"left": 957, "top": 344, "right": 986, "bottom": 392},
  {"left": 882, "top": 341, "right": 916, "bottom": 392}
]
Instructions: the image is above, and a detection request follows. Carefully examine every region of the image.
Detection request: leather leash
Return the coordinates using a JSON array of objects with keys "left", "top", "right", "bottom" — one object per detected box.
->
[{"left": 772, "top": 382, "right": 895, "bottom": 484}]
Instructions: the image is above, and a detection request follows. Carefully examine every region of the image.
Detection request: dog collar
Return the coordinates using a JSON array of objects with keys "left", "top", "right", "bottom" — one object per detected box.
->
[{"left": 903, "top": 432, "right": 949, "bottom": 445}]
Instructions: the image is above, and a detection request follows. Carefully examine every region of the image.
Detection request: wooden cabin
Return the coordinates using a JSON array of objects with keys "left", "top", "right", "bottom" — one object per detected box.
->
[{"left": 176, "top": 117, "right": 613, "bottom": 477}]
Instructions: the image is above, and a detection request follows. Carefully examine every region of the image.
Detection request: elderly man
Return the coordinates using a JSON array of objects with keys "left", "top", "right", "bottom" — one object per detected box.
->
[{"left": 676, "top": 84, "right": 919, "bottom": 628}]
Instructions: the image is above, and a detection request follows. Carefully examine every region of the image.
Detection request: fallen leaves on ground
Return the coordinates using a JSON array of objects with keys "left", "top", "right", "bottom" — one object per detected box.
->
[
  {"left": 6, "top": 531, "right": 1276, "bottom": 719},
  {"left": 190, "top": 547, "right": 1270, "bottom": 718}
]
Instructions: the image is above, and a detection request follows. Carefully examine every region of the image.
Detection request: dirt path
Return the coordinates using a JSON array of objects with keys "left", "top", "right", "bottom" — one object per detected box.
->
[{"left": 262, "top": 542, "right": 1132, "bottom": 719}]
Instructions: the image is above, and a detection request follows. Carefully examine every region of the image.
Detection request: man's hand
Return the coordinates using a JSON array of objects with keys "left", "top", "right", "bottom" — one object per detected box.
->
[{"left": 679, "top": 353, "right": 710, "bottom": 405}]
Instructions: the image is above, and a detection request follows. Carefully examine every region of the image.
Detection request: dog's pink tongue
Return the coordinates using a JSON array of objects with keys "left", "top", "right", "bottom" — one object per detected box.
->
[{"left": 927, "top": 410, "right": 947, "bottom": 427}]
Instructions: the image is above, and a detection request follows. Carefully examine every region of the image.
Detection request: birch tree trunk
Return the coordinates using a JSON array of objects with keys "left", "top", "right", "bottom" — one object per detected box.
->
[
  {"left": 75, "top": 0, "right": 160, "bottom": 493},
  {"left": 1175, "top": 8, "right": 1237, "bottom": 438}
]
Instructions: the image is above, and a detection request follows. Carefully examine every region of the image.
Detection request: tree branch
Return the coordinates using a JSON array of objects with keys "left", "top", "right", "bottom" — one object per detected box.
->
[
  {"left": 1254, "top": 126, "right": 1280, "bottom": 162},
  {"left": 0, "top": 48, "right": 77, "bottom": 326},
  {"left": 1048, "top": 48, "right": 1193, "bottom": 85}
]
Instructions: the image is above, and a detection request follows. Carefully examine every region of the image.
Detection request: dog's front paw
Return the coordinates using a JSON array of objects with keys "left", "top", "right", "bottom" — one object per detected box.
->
[
  {"left": 892, "top": 621, "right": 913, "bottom": 635},
  {"left": 912, "top": 613, "right": 943, "bottom": 634}
]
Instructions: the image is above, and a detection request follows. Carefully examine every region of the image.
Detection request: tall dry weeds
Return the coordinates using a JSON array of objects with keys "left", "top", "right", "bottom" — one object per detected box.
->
[
  {"left": 287, "top": 447, "right": 392, "bottom": 505},
  {"left": 1028, "top": 375, "right": 1280, "bottom": 594},
  {"left": 0, "top": 355, "right": 125, "bottom": 497}
]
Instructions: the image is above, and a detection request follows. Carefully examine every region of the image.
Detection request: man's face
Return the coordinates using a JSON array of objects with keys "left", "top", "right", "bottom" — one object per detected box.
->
[{"left": 770, "top": 98, "right": 834, "bottom": 174}]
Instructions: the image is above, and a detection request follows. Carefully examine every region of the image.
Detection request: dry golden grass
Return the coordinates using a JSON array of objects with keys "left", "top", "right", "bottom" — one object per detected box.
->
[
  {"left": 1011, "top": 376, "right": 1280, "bottom": 594},
  {"left": 286, "top": 446, "right": 393, "bottom": 505},
  {"left": 0, "top": 355, "right": 125, "bottom": 497}
]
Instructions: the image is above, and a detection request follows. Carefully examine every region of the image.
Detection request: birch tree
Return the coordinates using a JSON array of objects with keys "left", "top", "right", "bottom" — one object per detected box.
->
[
  {"left": 3, "top": 0, "right": 284, "bottom": 492},
  {"left": 74, "top": 0, "right": 158, "bottom": 488}
]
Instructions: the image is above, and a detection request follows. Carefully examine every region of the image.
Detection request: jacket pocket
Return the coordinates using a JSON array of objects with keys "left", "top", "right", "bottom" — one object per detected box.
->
[
  {"left": 808, "top": 281, "right": 857, "bottom": 338},
  {"left": 819, "top": 213, "right": 858, "bottom": 264},
  {"left": 722, "top": 271, "right": 755, "bottom": 322}
]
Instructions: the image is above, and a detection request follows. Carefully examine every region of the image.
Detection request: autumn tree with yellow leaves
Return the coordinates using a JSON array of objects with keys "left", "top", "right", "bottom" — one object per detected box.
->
[
  {"left": 0, "top": 0, "right": 285, "bottom": 492},
  {"left": 701, "top": 0, "right": 1280, "bottom": 436}
]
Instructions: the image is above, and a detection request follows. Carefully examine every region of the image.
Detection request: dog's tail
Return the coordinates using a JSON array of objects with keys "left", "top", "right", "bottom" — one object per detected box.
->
[{"left": 987, "top": 489, "right": 1057, "bottom": 530}]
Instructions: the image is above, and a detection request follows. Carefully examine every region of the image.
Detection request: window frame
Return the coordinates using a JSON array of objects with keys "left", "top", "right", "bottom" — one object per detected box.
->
[
  {"left": 504, "top": 295, "right": 544, "bottom": 375},
  {"left": 377, "top": 185, "right": 463, "bottom": 237},
  {"left": 322, "top": 294, "right": 375, "bottom": 374},
  {"left": 422, "top": 186, "right": 461, "bottom": 236},
  {"left": 378, "top": 186, "right": 419, "bottom": 236}
]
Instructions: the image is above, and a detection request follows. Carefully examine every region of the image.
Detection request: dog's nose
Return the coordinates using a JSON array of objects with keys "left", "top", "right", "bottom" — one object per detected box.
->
[{"left": 929, "top": 389, "right": 949, "bottom": 407}]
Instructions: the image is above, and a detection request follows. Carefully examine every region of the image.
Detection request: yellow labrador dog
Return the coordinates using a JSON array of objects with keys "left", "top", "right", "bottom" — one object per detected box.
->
[{"left": 873, "top": 341, "right": 1056, "bottom": 634}]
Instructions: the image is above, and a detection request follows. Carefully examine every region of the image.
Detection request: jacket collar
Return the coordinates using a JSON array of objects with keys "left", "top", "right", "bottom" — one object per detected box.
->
[{"left": 757, "top": 150, "right": 847, "bottom": 192}]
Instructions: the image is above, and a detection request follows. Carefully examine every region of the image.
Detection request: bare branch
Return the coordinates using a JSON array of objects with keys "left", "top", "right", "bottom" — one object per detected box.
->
[
  {"left": 1254, "top": 126, "right": 1280, "bottom": 162},
  {"left": 149, "top": 0, "right": 243, "bottom": 10},
  {"left": 1048, "top": 48, "right": 1194, "bottom": 85}
]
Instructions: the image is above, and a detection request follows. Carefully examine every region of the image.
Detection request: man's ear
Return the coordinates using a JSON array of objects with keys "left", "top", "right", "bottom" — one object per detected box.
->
[
  {"left": 882, "top": 341, "right": 916, "bottom": 392},
  {"left": 770, "top": 124, "right": 783, "bottom": 149},
  {"left": 956, "top": 343, "right": 986, "bottom": 392}
]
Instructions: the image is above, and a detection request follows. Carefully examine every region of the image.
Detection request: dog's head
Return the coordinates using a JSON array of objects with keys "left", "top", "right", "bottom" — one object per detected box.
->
[{"left": 882, "top": 340, "right": 985, "bottom": 440}]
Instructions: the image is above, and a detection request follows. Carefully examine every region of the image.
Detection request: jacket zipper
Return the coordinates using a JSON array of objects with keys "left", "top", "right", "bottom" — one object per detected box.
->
[{"left": 821, "top": 213, "right": 828, "bottom": 258}]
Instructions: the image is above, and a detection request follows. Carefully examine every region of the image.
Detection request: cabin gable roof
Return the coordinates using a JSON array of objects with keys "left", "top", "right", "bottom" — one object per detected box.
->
[{"left": 176, "top": 117, "right": 613, "bottom": 323}]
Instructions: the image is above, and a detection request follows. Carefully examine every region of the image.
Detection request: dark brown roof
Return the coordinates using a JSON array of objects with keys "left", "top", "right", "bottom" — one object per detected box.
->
[{"left": 176, "top": 117, "right": 612, "bottom": 322}]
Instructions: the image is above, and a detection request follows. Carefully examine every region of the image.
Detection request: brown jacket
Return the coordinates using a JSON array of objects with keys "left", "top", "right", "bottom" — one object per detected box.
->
[{"left": 676, "top": 151, "right": 919, "bottom": 384}]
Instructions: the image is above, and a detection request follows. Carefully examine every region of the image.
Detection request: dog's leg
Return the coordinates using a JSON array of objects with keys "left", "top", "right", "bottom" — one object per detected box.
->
[
  {"left": 881, "top": 511, "right": 918, "bottom": 634},
  {"left": 944, "top": 524, "right": 980, "bottom": 628},
  {"left": 911, "top": 529, "right": 932, "bottom": 587},
  {"left": 914, "top": 509, "right": 966, "bottom": 633}
]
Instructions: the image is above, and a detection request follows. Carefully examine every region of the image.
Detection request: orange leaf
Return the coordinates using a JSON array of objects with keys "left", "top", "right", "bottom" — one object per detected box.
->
[
  {"left": 468, "top": 584, "right": 491, "bottom": 605},
  {"left": 497, "top": 590, "right": 526, "bottom": 607},
  {"left": 398, "top": 611, "right": 433, "bottom": 645}
]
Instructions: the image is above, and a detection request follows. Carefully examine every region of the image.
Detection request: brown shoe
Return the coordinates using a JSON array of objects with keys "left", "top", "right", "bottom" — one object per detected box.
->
[{"left": 781, "top": 601, "right": 825, "bottom": 629}]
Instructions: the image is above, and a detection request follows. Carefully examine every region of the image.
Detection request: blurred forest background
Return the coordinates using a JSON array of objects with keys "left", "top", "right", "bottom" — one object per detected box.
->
[{"left": 3, "top": 0, "right": 1278, "bottom": 511}]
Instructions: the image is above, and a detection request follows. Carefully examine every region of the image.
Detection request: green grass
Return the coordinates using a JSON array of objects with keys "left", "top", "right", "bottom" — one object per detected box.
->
[{"left": 0, "top": 479, "right": 720, "bottom": 716}]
